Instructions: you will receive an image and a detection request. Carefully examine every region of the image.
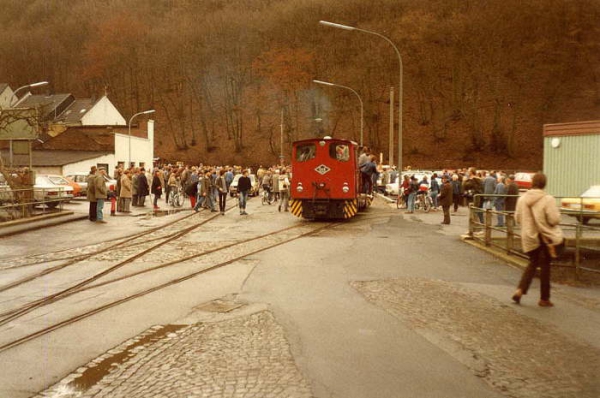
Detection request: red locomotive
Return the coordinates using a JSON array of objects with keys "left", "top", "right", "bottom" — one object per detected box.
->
[{"left": 289, "top": 137, "right": 372, "bottom": 219}]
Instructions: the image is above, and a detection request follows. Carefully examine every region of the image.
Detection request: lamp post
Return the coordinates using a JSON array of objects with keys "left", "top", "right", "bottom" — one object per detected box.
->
[
  {"left": 8, "top": 81, "right": 48, "bottom": 107},
  {"left": 7, "top": 81, "right": 49, "bottom": 167},
  {"left": 313, "top": 79, "right": 364, "bottom": 147},
  {"left": 128, "top": 109, "right": 155, "bottom": 167},
  {"left": 319, "top": 20, "right": 403, "bottom": 170}
]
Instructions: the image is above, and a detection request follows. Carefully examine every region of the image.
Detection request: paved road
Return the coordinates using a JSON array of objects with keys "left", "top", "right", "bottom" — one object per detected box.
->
[{"left": 0, "top": 197, "right": 598, "bottom": 397}]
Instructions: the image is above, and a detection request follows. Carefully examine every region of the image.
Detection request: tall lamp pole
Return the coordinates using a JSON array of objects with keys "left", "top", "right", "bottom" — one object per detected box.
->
[
  {"left": 319, "top": 20, "right": 403, "bottom": 170},
  {"left": 313, "top": 79, "right": 364, "bottom": 147},
  {"left": 7, "top": 81, "right": 49, "bottom": 168},
  {"left": 128, "top": 109, "right": 155, "bottom": 167}
]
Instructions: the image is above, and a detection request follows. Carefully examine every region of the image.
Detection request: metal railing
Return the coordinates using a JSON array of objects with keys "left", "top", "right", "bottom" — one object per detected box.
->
[
  {"left": 0, "top": 186, "right": 71, "bottom": 221},
  {"left": 468, "top": 194, "right": 600, "bottom": 278}
]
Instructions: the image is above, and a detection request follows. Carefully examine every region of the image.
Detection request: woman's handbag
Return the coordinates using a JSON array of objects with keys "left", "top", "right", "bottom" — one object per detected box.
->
[{"left": 542, "top": 235, "right": 565, "bottom": 259}]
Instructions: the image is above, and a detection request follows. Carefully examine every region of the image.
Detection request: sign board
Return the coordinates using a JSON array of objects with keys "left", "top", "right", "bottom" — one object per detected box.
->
[
  {"left": 12, "top": 140, "right": 30, "bottom": 155},
  {"left": 0, "top": 108, "right": 39, "bottom": 140}
]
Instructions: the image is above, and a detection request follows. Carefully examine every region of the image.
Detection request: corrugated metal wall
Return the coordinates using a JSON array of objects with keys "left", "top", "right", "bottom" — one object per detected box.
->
[{"left": 544, "top": 134, "right": 600, "bottom": 197}]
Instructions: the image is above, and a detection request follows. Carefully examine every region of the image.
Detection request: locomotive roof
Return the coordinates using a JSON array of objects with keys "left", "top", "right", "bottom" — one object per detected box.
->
[{"left": 293, "top": 137, "right": 357, "bottom": 146}]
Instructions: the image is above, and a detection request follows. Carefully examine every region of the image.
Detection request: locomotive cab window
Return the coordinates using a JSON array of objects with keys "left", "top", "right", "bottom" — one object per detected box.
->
[
  {"left": 296, "top": 144, "right": 316, "bottom": 162},
  {"left": 330, "top": 144, "right": 350, "bottom": 162}
]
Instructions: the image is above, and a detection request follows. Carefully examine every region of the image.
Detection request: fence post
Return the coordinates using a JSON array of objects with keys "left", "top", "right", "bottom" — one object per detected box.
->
[
  {"left": 485, "top": 209, "right": 492, "bottom": 246},
  {"left": 506, "top": 213, "right": 514, "bottom": 254},
  {"left": 468, "top": 204, "right": 474, "bottom": 237}
]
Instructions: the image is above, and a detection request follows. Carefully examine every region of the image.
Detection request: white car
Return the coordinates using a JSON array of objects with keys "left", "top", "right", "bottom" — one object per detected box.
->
[
  {"left": 34, "top": 175, "right": 74, "bottom": 208},
  {"left": 229, "top": 174, "right": 259, "bottom": 197},
  {"left": 385, "top": 171, "right": 433, "bottom": 196},
  {"left": 65, "top": 172, "right": 117, "bottom": 196}
]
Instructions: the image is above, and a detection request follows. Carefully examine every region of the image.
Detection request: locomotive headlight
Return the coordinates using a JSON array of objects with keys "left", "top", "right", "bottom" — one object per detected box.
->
[
  {"left": 342, "top": 183, "right": 350, "bottom": 193},
  {"left": 296, "top": 183, "right": 304, "bottom": 193}
]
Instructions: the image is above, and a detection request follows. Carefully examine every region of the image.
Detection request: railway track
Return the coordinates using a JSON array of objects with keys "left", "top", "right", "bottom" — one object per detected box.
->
[{"left": 0, "top": 204, "right": 341, "bottom": 353}]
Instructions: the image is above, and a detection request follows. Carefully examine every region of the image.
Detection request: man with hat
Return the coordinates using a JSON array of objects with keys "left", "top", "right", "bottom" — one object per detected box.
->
[{"left": 438, "top": 174, "right": 453, "bottom": 224}]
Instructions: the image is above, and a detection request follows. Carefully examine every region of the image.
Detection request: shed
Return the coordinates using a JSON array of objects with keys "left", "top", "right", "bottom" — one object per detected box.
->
[{"left": 543, "top": 120, "right": 600, "bottom": 198}]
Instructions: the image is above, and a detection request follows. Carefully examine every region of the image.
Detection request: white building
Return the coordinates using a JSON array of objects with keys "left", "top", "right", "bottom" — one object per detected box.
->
[{"left": 1, "top": 90, "right": 155, "bottom": 174}]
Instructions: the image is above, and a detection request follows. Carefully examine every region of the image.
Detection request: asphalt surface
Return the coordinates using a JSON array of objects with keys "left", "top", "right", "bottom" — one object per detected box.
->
[{"left": 0, "top": 196, "right": 599, "bottom": 398}]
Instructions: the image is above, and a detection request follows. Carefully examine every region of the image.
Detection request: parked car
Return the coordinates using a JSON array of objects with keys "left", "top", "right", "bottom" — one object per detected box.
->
[
  {"left": 229, "top": 174, "right": 259, "bottom": 197},
  {"left": 384, "top": 171, "right": 432, "bottom": 196},
  {"left": 514, "top": 172, "right": 535, "bottom": 190},
  {"left": 560, "top": 185, "right": 600, "bottom": 225},
  {"left": 34, "top": 175, "right": 74, "bottom": 208},
  {"left": 65, "top": 172, "right": 116, "bottom": 196},
  {"left": 43, "top": 175, "right": 80, "bottom": 197},
  {"left": 0, "top": 174, "right": 14, "bottom": 205}
]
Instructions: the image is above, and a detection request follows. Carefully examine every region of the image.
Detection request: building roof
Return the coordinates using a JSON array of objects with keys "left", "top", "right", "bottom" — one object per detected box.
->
[
  {"left": 15, "top": 94, "right": 74, "bottom": 122},
  {"left": 54, "top": 98, "right": 96, "bottom": 124},
  {"left": 0, "top": 83, "right": 8, "bottom": 94},
  {"left": 543, "top": 120, "right": 600, "bottom": 137},
  {"left": 0, "top": 149, "right": 111, "bottom": 167},
  {"left": 35, "top": 126, "right": 117, "bottom": 152}
]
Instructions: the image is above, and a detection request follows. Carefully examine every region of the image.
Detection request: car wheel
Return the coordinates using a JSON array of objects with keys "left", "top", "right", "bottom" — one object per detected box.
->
[{"left": 46, "top": 201, "right": 59, "bottom": 209}]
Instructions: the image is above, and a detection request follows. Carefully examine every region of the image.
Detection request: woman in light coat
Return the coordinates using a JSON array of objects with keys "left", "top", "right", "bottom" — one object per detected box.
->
[{"left": 120, "top": 170, "right": 133, "bottom": 213}]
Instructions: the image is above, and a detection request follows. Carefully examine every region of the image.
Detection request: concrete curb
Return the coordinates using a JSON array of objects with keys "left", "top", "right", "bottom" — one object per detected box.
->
[
  {"left": 461, "top": 234, "right": 528, "bottom": 271},
  {"left": 0, "top": 212, "right": 88, "bottom": 238}
]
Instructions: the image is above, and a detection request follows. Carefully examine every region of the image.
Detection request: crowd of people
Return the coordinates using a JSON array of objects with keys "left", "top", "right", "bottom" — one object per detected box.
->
[
  {"left": 390, "top": 167, "right": 521, "bottom": 227},
  {"left": 85, "top": 163, "right": 293, "bottom": 222}
]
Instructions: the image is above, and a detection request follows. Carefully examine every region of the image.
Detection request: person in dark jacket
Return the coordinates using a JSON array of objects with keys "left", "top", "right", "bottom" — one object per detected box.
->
[
  {"left": 215, "top": 169, "right": 228, "bottom": 215},
  {"left": 438, "top": 174, "right": 453, "bottom": 224},
  {"left": 137, "top": 168, "right": 150, "bottom": 207},
  {"left": 151, "top": 170, "right": 162, "bottom": 210},
  {"left": 451, "top": 174, "right": 462, "bottom": 213},
  {"left": 505, "top": 175, "right": 519, "bottom": 212},
  {"left": 237, "top": 169, "right": 252, "bottom": 215}
]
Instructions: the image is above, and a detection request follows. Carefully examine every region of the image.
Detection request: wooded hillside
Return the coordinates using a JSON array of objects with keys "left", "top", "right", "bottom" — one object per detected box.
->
[{"left": 1, "top": 0, "right": 599, "bottom": 169}]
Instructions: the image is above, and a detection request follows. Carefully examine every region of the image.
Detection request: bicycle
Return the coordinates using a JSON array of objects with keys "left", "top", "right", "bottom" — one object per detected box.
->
[
  {"left": 415, "top": 191, "right": 433, "bottom": 212},
  {"left": 396, "top": 193, "right": 406, "bottom": 209},
  {"left": 261, "top": 186, "right": 273, "bottom": 205},
  {"left": 168, "top": 184, "right": 185, "bottom": 208}
]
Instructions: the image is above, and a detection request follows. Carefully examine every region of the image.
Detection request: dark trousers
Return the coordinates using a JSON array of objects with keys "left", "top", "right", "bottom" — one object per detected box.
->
[
  {"left": 518, "top": 245, "right": 551, "bottom": 301},
  {"left": 453, "top": 195, "right": 461, "bottom": 212},
  {"left": 218, "top": 192, "right": 227, "bottom": 212},
  {"left": 442, "top": 205, "right": 451, "bottom": 224},
  {"left": 89, "top": 201, "right": 97, "bottom": 221}
]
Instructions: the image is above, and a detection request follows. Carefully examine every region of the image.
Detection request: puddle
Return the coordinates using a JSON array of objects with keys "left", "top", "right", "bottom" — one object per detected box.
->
[
  {"left": 194, "top": 298, "right": 245, "bottom": 313},
  {"left": 132, "top": 208, "right": 188, "bottom": 218},
  {"left": 67, "top": 324, "right": 185, "bottom": 392}
]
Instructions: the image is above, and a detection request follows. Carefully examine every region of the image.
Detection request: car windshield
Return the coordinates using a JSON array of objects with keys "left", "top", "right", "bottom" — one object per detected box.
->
[
  {"left": 48, "top": 176, "right": 70, "bottom": 185},
  {"left": 36, "top": 176, "right": 51, "bottom": 185},
  {"left": 581, "top": 186, "right": 600, "bottom": 198}
]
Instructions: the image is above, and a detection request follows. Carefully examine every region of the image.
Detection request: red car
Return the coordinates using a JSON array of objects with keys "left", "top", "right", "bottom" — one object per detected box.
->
[{"left": 514, "top": 172, "right": 535, "bottom": 190}]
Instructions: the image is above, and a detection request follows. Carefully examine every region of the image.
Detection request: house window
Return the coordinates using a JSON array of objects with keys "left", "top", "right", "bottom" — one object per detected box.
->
[{"left": 97, "top": 163, "right": 109, "bottom": 172}]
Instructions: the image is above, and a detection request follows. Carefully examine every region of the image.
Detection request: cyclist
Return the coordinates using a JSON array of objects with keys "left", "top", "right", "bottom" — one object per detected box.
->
[
  {"left": 167, "top": 172, "right": 179, "bottom": 206},
  {"left": 261, "top": 171, "right": 273, "bottom": 203}
]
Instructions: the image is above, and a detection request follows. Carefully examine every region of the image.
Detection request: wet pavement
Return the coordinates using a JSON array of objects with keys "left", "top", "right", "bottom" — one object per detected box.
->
[{"left": 2, "top": 197, "right": 600, "bottom": 398}]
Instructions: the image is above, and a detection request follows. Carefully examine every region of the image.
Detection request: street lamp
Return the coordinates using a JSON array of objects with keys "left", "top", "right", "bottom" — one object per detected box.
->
[
  {"left": 128, "top": 109, "right": 155, "bottom": 166},
  {"left": 313, "top": 79, "right": 364, "bottom": 146},
  {"left": 7, "top": 81, "right": 49, "bottom": 167},
  {"left": 319, "top": 20, "right": 403, "bottom": 170},
  {"left": 8, "top": 81, "right": 49, "bottom": 106}
]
